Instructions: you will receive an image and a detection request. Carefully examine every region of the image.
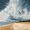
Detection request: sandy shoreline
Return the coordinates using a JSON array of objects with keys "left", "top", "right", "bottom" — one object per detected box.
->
[{"left": 0, "top": 22, "right": 30, "bottom": 30}]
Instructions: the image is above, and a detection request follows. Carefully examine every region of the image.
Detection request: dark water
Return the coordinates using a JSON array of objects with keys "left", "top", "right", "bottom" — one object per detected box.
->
[
  {"left": 22, "top": 0, "right": 30, "bottom": 12},
  {"left": 0, "top": 0, "right": 9, "bottom": 11}
]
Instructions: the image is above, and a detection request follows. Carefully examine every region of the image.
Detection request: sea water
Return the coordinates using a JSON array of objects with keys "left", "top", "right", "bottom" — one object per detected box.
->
[{"left": 0, "top": 0, "right": 30, "bottom": 26}]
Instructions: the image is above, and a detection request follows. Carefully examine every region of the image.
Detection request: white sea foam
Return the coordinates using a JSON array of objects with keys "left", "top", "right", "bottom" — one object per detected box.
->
[{"left": 0, "top": 0, "right": 30, "bottom": 22}]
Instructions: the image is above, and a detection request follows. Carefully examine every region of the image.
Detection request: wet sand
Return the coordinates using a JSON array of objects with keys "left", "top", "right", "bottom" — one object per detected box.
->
[{"left": 0, "top": 22, "right": 30, "bottom": 30}]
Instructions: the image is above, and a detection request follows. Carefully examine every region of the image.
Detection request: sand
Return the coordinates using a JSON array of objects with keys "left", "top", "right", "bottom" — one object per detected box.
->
[{"left": 0, "top": 22, "right": 30, "bottom": 30}]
